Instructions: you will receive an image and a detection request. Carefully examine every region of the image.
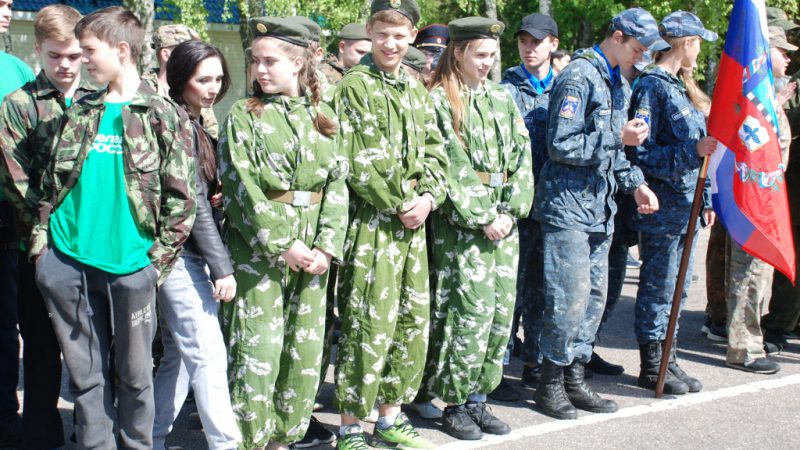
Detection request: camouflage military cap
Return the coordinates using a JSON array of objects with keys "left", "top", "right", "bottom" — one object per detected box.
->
[
  {"left": 767, "top": 6, "right": 799, "bottom": 31},
  {"left": 250, "top": 16, "right": 310, "bottom": 48},
  {"left": 611, "top": 7, "right": 670, "bottom": 52},
  {"left": 339, "top": 23, "right": 369, "bottom": 41},
  {"left": 152, "top": 24, "right": 200, "bottom": 49},
  {"left": 770, "top": 26, "right": 798, "bottom": 52},
  {"left": 414, "top": 24, "right": 449, "bottom": 49},
  {"left": 448, "top": 17, "right": 505, "bottom": 42},
  {"left": 660, "top": 11, "right": 717, "bottom": 42},
  {"left": 402, "top": 45, "right": 426, "bottom": 73},
  {"left": 288, "top": 16, "right": 322, "bottom": 42},
  {"left": 370, "top": 0, "right": 420, "bottom": 27}
]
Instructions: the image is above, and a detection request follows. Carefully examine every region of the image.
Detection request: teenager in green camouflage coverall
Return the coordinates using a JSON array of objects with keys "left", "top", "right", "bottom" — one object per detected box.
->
[
  {"left": 218, "top": 17, "right": 348, "bottom": 449},
  {"left": 333, "top": 2, "right": 448, "bottom": 449},
  {"left": 423, "top": 17, "right": 533, "bottom": 441}
]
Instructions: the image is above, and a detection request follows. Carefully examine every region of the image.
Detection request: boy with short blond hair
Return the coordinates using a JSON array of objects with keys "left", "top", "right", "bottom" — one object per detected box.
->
[
  {"left": 29, "top": 6, "right": 195, "bottom": 448},
  {"left": 0, "top": 6, "right": 93, "bottom": 447},
  {"left": 333, "top": 1, "right": 448, "bottom": 448}
]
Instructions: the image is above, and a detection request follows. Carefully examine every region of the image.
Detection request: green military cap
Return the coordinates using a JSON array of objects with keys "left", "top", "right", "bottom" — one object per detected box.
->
[
  {"left": 402, "top": 46, "right": 426, "bottom": 73},
  {"left": 339, "top": 23, "right": 370, "bottom": 41},
  {"left": 371, "top": 0, "right": 420, "bottom": 27},
  {"left": 152, "top": 24, "right": 200, "bottom": 49},
  {"left": 287, "top": 16, "right": 322, "bottom": 42},
  {"left": 766, "top": 7, "right": 799, "bottom": 31},
  {"left": 244, "top": 47, "right": 252, "bottom": 63},
  {"left": 250, "top": 16, "right": 310, "bottom": 48},
  {"left": 448, "top": 17, "right": 505, "bottom": 42}
]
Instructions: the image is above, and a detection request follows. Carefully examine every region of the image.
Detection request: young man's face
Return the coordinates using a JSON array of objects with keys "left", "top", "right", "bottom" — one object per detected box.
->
[
  {"left": 517, "top": 32, "right": 558, "bottom": 71},
  {"left": 80, "top": 34, "right": 123, "bottom": 85},
  {"left": 37, "top": 38, "right": 82, "bottom": 91},
  {"left": 613, "top": 32, "right": 648, "bottom": 71},
  {"left": 366, "top": 20, "right": 417, "bottom": 73},
  {"left": 339, "top": 39, "right": 371, "bottom": 69},
  {"left": 0, "top": 0, "right": 13, "bottom": 33}
]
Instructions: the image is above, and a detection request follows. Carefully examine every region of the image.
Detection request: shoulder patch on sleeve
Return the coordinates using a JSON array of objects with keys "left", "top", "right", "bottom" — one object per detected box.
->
[
  {"left": 634, "top": 108, "right": 651, "bottom": 126},
  {"left": 559, "top": 95, "right": 580, "bottom": 119}
]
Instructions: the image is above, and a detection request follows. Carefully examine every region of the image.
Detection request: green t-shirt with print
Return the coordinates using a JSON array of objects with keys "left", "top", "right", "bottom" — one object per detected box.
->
[{"left": 50, "top": 102, "right": 154, "bottom": 274}]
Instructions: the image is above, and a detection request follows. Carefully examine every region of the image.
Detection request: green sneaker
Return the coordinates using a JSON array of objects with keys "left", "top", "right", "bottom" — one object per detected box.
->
[
  {"left": 337, "top": 425, "right": 369, "bottom": 450},
  {"left": 373, "top": 413, "right": 435, "bottom": 449}
]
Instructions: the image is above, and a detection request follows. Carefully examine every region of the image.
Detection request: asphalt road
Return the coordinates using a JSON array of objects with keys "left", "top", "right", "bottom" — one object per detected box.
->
[{"left": 9, "top": 228, "right": 800, "bottom": 449}]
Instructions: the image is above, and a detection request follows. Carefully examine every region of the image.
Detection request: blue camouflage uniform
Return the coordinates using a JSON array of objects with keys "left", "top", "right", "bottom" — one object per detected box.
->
[
  {"left": 628, "top": 64, "right": 711, "bottom": 344},
  {"left": 502, "top": 64, "right": 553, "bottom": 365},
  {"left": 534, "top": 45, "right": 645, "bottom": 366}
]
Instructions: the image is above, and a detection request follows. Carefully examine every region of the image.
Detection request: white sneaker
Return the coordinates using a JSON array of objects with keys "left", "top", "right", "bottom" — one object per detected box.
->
[
  {"left": 408, "top": 401, "right": 443, "bottom": 420},
  {"left": 364, "top": 406, "right": 379, "bottom": 423}
]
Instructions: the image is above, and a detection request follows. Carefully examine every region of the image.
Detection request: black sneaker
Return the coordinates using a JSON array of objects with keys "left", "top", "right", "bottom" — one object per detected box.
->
[
  {"left": 521, "top": 365, "right": 541, "bottom": 387},
  {"left": 442, "top": 405, "right": 482, "bottom": 440},
  {"left": 764, "top": 329, "right": 788, "bottom": 352},
  {"left": 296, "top": 416, "right": 336, "bottom": 448},
  {"left": 726, "top": 358, "right": 781, "bottom": 374},
  {"left": 0, "top": 415, "right": 22, "bottom": 448},
  {"left": 586, "top": 352, "right": 624, "bottom": 376},
  {"left": 701, "top": 316, "right": 727, "bottom": 342},
  {"left": 465, "top": 402, "right": 511, "bottom": 435},
  {"left": 487, "top": 377, "right": 519, "bottom": 402}
]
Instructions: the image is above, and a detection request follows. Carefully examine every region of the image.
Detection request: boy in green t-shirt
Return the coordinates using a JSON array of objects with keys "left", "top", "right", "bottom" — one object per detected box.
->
[{"left": 29, "top": 6, "right": 196, "bottom": 448}]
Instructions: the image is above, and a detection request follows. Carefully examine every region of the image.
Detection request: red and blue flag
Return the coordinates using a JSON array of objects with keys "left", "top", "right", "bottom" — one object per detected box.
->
[{"left": 708, "top": 0, "right": 796, "bottom": 282}]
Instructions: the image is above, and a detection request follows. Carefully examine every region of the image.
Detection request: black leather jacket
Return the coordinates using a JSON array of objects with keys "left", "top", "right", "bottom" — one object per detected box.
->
[{"left": 183, "top": 119, "right": 233, "bottom": 280}]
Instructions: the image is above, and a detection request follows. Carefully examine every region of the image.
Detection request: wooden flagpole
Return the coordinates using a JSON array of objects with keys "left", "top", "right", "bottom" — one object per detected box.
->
[{"left": 655, "top": 155, "right": 711, "bottom": 398}]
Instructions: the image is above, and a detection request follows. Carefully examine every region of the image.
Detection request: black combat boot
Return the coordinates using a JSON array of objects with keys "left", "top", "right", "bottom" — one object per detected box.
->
[
  {"left": 564, "top": 361, "right": 618, "bottom": 413},
  {"left": 534, "top": 359, "right": 577, "bottom": 420},
  {"left": 637, "top": 341, "right": 689, "bottom": 395},
  {"left": 666, "top": 341, "right": 702, "bottom": 392}
]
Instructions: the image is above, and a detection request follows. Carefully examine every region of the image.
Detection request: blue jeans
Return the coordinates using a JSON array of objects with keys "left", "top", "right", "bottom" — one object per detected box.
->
[
  {"left": 539, "top": 224, "right": 611, "bottom": 366},
  {"left": 153, "top": 252, "right": 241, "bottom": 450},
  {"left": 634, "top": 231, "right": 697, "bottom": 344}
]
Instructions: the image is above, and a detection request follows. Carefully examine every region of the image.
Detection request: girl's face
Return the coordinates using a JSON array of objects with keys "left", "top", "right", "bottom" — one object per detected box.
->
[
  {"left": 682, "top": 37, "right": 702, "bottom": 70},
  {"left": 771, "top": 46, "right": 791, "bottom": 78},
  {"left": 183, "top": 56, "right": 225, "bottom": 113},
  {"left": 457, "top": 38, "right": 499, "bottom": 88},
  {"left": 252, "top": 37, "right": 303, "bottom": 96}
]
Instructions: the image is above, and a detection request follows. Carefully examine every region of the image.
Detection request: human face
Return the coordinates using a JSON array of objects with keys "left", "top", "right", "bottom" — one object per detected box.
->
[
  {"left": 457, "top": 38, "right": 498, "bottom": 88},
  {"left": 366, "top": 20, "right": 417, "bottom": 74},
  {"left": 252, "top": 36, "right": 302, "bottom": 96},
  {"left": 0, "top": 0, "right": 12, "bottom": 33},
  {"left": 613, "top": 32, "right": 649, "bottom": 70},
  {"left": 771, "top": 46, "right": 791, "bottom": 78},
  {"left": 552, "top": 54, "right": 570, "bottom": 73},
  {"left": 37, "top": 38, "right": 82, "bottom": 92},
  {"left": 682, "top": 37, "right": 702, "bottom": 69},
  {"left": 517, "top": 32, "right": 558, "bottom": 72},
  {"left": 339, "top": 39, "right": 371, "bottom": 69},
  {"left": 183, "top": 56, "right": 224, "bottom": 116},
  {"left": 80, "top": 34, "right": 124, "bottom": 85}
]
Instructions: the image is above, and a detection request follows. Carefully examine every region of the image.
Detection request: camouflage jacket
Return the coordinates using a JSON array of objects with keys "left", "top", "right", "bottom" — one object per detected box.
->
[
  {"left": 334, "top": 54, "right": 448, "bottom": 214},
  {"left": 430, "top": 82, "right": 533, "bottom": 229},
  {"left": 627, "top": 65, "right": 710, "bottom": 234},
  {"left": 141, "top": 69, "right": 220, "bottom": 139},
  {"left": 320, "top": 54, "right": 346, "bottom": 86},
  {"left": 31, "top": 81, "right": 196, "bottom": 284},
  {"left": 218, "top": 94, "right": 349, "bottom": 260},
  {"left": 0, "top": 71, "right": 96, "bottom": 242},
  {"left": 533, "top": 47, "right": 645, "bottom": 234},
  {"left": 501, "top": 65, "right": 554, "bottom": 182}
]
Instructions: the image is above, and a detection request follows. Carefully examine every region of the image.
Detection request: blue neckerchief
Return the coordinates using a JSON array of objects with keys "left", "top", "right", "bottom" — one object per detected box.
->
[
  {"left": 520, "top": 64, "right": 554, "bottom": 95},
  {"left": 593, "top": 44, "right": 621, "bottom": 87}
]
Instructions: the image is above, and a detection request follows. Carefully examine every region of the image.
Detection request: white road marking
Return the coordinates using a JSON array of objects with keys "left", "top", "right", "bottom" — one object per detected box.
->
[{"left": 437, "top": 374, "right": 800, "bottom": 449}]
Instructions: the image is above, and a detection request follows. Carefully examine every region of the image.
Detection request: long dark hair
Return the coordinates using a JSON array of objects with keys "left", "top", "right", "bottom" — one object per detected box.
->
[{"left": 167, "top": 40, "right": 231, "bottom": 183}]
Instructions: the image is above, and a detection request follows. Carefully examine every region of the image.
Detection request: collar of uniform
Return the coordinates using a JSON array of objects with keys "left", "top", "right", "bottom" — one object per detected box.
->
[
  {"left": 33, "top": 70, "right": 98, "bottom": 101},
  {"left": 638, "top": 64, "right": 685, "bottom": 92},
  {"left": 259, "top": 92, "right": 311, "bottom": 111},
  {"left": 592, "top": 44, "right": 621, "bottom": 87},
  {"left": 82, "top": 80, "right": 160, "bottom": 108},
  {"left": 357, "top": 53, "right": 411, "bottom": 88},
  {"left": 519, "top": 64, "right": 553, "bottom": 94}
]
